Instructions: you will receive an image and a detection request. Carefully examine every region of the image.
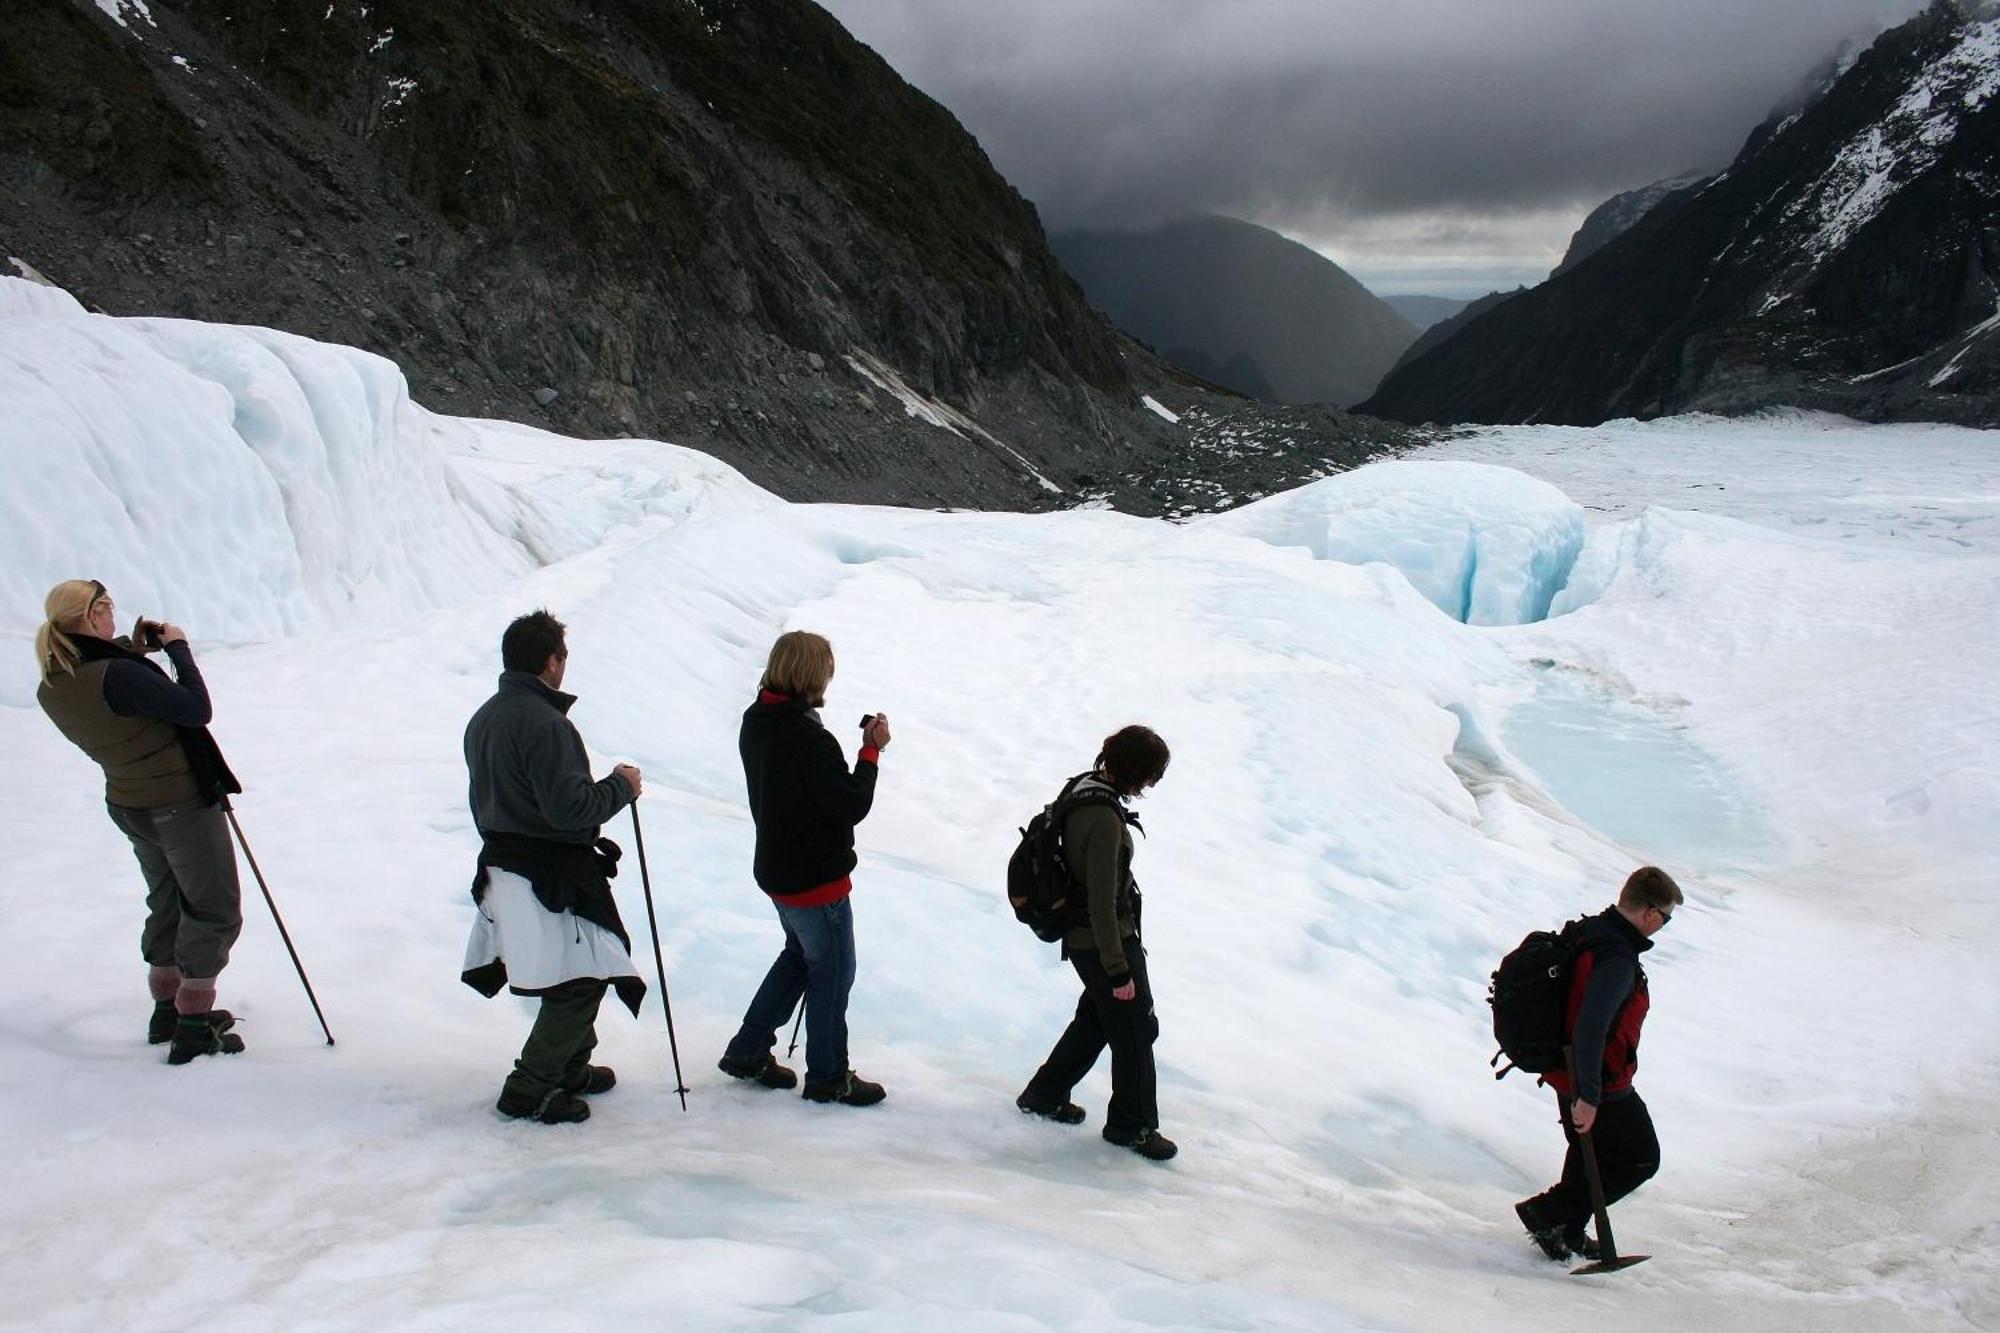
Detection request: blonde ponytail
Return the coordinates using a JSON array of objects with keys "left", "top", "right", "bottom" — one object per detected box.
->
[{"left": 36, "top": 579, "right": 103, "bottom": 681}]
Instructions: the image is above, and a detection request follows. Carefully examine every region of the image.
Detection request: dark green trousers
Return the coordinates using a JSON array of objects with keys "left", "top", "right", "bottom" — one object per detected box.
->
[{"left": 501, "top": 979, "right": 605, "bottom": 1103}]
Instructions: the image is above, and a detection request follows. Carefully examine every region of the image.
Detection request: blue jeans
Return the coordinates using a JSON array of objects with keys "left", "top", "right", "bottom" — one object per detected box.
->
[{"left": 723, "top": 896, "right": 857, "bottom": 1088}]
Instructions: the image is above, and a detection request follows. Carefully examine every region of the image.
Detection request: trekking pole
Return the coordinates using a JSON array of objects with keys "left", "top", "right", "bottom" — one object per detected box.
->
[
  {"left": 1561, "top": 1046, "right": 1649, "bottom": 1275},
  {"left": 630, "top": 804, "right": 690, "bottom": 1112},
  {"left": 223, "top": 804, "right": 335, "bottom": 1046},
  {"left": 787, "top": 1000, "right": 804, "bottom": 1060}
]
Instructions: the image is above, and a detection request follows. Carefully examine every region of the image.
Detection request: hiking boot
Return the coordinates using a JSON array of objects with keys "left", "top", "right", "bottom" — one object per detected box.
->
[
  {"left": 801, "top": 1070, "right": 886, "bottom": 1106},
  {"left": 1564, "top": 1225, "right": 1601, "bottom": 1262},
  {"left": 496, "top": 1087, "right": 592, "bottom": 1124},
  {"left": 1016, "top": 1092, "right": 1086, "bottom": 1124},
  {"left": 563, "top": 1065, "right": 617, "bottom": 1096},
  {"left": 1102, "top": 1125, "right": 1178, "bottom": 1161},
  {"left": 718, "top": 1054, "right": 799, "bottom": 1089},
  {"left": 151, "top": 1004, "right": 233, "bottom": 1045},
  {"left": 165, "top": 1013, "right": 245, "bottom": 1065},
  {"left": 1515, "top": 1201, "right": 1570, "bottom": 1261}
]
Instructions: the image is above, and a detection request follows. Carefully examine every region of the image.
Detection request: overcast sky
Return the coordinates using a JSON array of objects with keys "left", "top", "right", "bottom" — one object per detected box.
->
[{"left": 817, "top": 0, "right": 1932, "bottom": 296}]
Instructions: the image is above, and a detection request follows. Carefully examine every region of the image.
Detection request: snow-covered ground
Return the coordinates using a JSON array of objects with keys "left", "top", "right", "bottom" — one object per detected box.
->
[{"left": 2, "top": 285, "right": 1995, "bottom": 1330}]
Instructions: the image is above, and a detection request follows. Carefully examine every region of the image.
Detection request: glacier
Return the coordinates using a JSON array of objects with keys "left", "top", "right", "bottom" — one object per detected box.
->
[{"left": 1, "top": 281, "right": 1995, "bottom": 1331}]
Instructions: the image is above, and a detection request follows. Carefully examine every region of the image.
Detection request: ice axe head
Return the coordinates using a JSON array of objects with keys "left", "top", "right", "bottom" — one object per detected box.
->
[{"left": 1571, "top": 1254, "right": 1650, "bottom": 1276}]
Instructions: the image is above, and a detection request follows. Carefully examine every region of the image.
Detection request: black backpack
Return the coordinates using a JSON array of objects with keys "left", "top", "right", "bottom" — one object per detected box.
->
[
  {"left": 1487, "top": 920, "right": 1582, "bottom": 1079},
  {"left": 1006, "top": 774, "right": 1133, "bottom": 942}
]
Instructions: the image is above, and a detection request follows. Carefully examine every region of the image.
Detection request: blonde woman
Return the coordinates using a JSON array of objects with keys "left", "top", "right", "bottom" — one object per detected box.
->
[
  {"left": 34, "top": 580, "right": 245, "bottom": 1064},
  {"left": 719, "top": 630, "right": 892, "bottom": 1105}
]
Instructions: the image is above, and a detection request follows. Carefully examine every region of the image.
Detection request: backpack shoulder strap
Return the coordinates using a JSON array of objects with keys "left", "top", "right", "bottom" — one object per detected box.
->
[{"left": 1054, "top": 774, "right": 1139, "bottom": 829}]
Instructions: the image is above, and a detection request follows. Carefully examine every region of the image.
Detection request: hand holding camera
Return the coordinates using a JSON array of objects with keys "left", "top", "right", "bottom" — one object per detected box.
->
[
  {"left": 858, "top": 712, "right": 892, "bottom": 750},
  {"left": 133, "top": 617, "right": 184, "bottom": 650}
]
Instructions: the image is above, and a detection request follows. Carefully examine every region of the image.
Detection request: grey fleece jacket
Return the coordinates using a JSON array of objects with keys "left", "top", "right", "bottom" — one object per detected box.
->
[{"left": 464, "top": 671, "right": 634, "bottom": 844}]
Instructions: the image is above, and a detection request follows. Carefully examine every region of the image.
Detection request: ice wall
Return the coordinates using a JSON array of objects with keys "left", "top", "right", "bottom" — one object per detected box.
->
[
  {"left": 1199, "top": 459, "right": 1587, "bottom": 625},
  {"left": 0, "top": 278, "right": 540, "bottom": 643},
  {"left": 0, "top": 278, "right": 769, "bottom": 656}
]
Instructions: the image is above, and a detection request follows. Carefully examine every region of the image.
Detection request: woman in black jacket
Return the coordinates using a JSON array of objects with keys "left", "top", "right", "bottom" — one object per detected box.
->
[{"left": 719, "top": 631, "right": 893, "bottom": 1105}]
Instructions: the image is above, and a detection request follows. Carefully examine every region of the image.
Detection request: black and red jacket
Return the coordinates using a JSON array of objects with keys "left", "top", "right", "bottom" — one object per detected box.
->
[
  {"left": 1544, "top": 905, "right": 1652, "bottom": 1104},
  {"left": 739, "top": 690, "right": 880, "bottom": 902}
]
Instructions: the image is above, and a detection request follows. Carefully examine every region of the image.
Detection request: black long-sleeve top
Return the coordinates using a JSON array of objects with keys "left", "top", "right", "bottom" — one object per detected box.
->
[
  {"left": 739, "top": 690, "right": 879, "bottom": 896},
  {"left": 102, "top": 640, "right": 213, "bottom": 727}
]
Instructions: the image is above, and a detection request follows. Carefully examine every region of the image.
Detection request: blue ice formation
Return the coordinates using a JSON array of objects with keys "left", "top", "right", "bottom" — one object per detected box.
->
[{"left": 1202, "top": 460, "right": 1586, "bottom": 625}]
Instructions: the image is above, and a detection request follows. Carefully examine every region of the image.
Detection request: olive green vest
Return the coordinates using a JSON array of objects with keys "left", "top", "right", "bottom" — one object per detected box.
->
[{"left": 38, "top": 660, "right": 199, "bottom": 808}]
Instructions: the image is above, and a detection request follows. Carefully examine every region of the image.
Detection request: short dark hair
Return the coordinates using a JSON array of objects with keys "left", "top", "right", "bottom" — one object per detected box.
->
[
  {"left": 501, "top": 609, "right": 567, "bottom": 674},
  {"left": 1097, "top": 724, "right": 1170, "bottom": 797},
  {"left": 1619, "top": 865, "right": 1684, "bottom": 913}
]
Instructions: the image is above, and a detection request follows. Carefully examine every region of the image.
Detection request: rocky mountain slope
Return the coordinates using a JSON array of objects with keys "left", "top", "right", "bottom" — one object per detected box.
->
[
  {"left": 1051, "top": 216, "right": 1420, "bottom": 407},
  {"left": 1, "top": 0, "right": 1401, "bottom": 512},
  {"left": 1363, "top": 0, "right": 2000, "bottom": 427},
  {"left": 1387, "top": 289, "right": 1524, "bottom": 375},
  {"left": 1550, "top": 172, "right": 1712, "bottom": 276}
]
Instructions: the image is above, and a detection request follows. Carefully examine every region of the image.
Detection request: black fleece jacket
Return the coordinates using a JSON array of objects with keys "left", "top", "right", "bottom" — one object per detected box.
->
[{"left": 740, "top": 692, "right": 878, "bottom": 896}]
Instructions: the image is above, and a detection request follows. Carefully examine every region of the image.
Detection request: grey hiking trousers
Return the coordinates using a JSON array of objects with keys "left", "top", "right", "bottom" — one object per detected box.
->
[{"left": 108, "top": 797, "right": 243, "bottom": 980}]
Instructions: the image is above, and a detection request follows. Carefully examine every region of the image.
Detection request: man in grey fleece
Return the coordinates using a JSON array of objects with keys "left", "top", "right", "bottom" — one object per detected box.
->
[{"left": 460, "top": 609, "right": 644, "bottom": 1125}]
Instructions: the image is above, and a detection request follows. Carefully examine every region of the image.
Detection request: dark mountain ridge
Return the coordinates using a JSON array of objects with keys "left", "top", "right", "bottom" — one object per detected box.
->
[
  {"left": 1363, "top": 0, "right": 2000, "bottom": 428},
  {"left": 2, "top": 0, "right": 1402, "bottom": 511},
  {"left": 1051, "top": 216, "right": 1419, "bottom": 408}
]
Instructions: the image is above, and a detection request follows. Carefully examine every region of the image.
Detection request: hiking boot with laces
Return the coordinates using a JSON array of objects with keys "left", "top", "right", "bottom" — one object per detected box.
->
[
  {"left": 1016, "top": 1092, "right": 1086, "bottom": 1124},
  {"left": 563, "top": 1065, "right": 617, "bottom": 1095},
  {"left": 1102, "top": 1125, "right": 1178, "bottom": 1161},
  {"left": 718, "top": 1054, "right": 799, "bottom": 1089},
  {"left": 496, "top": 1087, "right": 592, "bottom": 1124},
  {"left": 1514, "top": 1201, "right": 1571, "bottom": 1261},
  {"left": 801, "top": 1070, "right": 886, "bottom": 1106},
  {"left": 151, "top": 1003, "right": 234, "bottom": 1045},
  {"left": 165, "top": 1013, "right": 245, "bottom": 1065}
]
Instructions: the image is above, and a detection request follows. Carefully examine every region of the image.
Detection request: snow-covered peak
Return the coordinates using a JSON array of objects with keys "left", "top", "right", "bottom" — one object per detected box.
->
[
  {"left": 1801, "top": 16, "right": 2000, "bottom": 260},
  {"left": 1751, "top": 9, "right": 2000, "bottom": 315}
]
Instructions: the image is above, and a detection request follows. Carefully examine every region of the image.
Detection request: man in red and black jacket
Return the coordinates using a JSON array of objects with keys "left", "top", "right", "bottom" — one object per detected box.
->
[
  {"left": 1515, "top": 866, "right": 1684, "bottom": 1261},
  {"left": 718, "top": 630, "right": 893, "bottom": 1106}
]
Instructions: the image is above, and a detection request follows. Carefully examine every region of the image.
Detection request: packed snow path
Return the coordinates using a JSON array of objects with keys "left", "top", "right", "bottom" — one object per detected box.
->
[{"left": 2, "top": 286, "right": 1995, "bottom": 1330}]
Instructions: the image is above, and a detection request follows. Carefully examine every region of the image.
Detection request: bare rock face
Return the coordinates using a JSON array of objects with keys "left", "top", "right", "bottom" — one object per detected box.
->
[
  {"left": 1364, "top": 1, "right": 2000, "bottom": 428},
  {"left": 3, "top": 0, "right": 1400, "bottom": 512}
]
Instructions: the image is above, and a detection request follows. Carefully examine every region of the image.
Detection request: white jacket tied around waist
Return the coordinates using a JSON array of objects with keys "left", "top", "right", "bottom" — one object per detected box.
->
[{"left": 463, "top": 867, "right": 644, "bottom": 997}]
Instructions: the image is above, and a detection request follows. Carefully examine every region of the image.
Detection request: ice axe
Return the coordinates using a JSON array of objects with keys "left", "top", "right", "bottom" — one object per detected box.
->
[{"left": 1562, "top": 1046, "right": 1649, "bottom": 1276}]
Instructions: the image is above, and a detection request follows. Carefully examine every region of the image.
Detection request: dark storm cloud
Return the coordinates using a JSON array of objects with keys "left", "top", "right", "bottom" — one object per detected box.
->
[{"left": 817, "top": 0, "right": 1931, "bottom": 261}]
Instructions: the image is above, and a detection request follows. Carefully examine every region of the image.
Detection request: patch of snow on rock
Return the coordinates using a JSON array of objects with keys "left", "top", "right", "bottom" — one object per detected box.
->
[{"left": 1799, "top": 18, "right": 2000, "bottom": 263}]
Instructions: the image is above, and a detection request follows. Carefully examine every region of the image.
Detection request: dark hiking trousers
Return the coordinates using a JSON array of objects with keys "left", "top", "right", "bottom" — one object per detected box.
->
[
  {"left": 1025, "top": 939, "right": 1159, "bottom": 1135},
  {"left": 108, "top": 797, "right": 243, "bottom": 980},
  {"left": 1518, "top": 1089, "right": 1661, "bottom": 1232},
  {"left": 501, "top": 979, "right": 607, "bottom": 1104}
]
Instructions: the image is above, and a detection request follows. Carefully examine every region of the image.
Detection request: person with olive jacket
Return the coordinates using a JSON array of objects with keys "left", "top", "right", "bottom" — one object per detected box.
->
[
  {"left": 34, "top": 578, "right": 245, "bottom": 1066},
  {"left": 1018, "top": 724, "right": 1178, "bottom": 1161}
]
